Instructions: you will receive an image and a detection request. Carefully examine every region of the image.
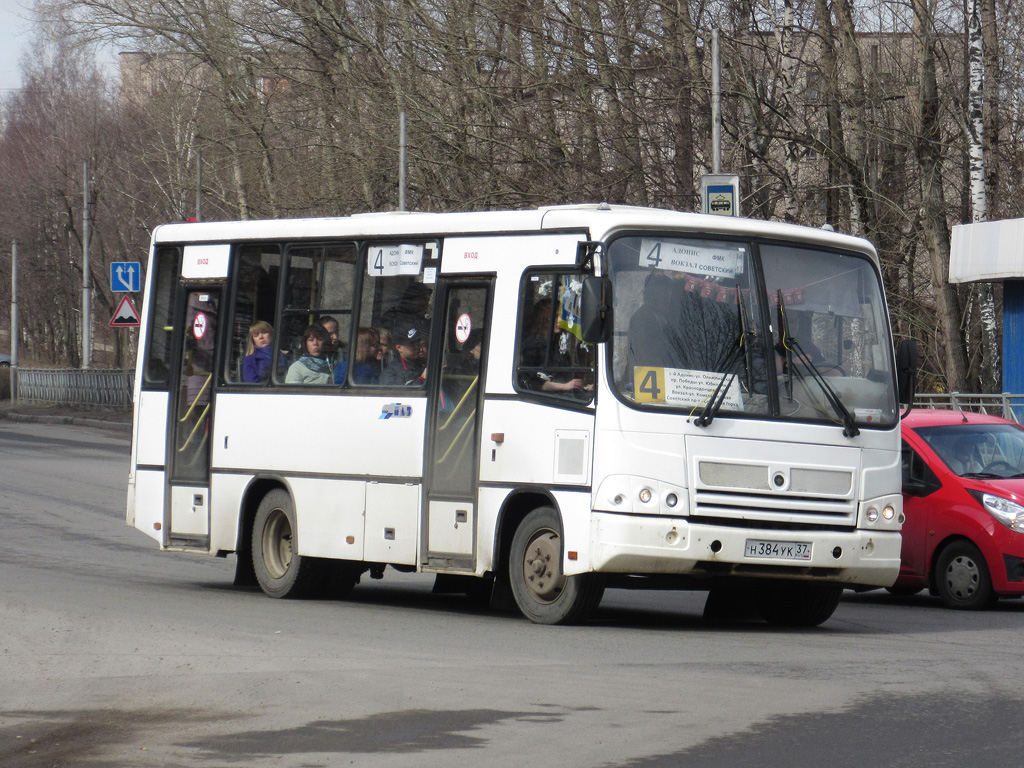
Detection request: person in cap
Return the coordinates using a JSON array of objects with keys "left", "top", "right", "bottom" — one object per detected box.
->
[{"left": 381, "top": 321, "right": 428, "bottom": 385}]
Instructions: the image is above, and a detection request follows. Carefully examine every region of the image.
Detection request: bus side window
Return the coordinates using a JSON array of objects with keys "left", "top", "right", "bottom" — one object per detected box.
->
[
  {"left": 226, "top": 245, "right": 281, "bottom": 384},
  {"left": 143, "top": 246, "right": 180, "bottom": 388},
  {"left": 277, "top": 243, "right": 357, "bottom": 384},
  {"left": 515, "top": 271, "right": 595, "bottom": 402},
  {"left": 354, "top": 241, "right": 439, "bottom": 387}
]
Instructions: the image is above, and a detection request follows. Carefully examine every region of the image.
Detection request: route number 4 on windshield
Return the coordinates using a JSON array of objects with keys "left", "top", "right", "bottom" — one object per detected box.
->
[{"left": 110, "top": 262, "right": 142, "bottom": 293}]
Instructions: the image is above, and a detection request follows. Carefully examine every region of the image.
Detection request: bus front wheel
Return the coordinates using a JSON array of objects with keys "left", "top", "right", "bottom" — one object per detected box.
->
[
  {"left": 252, "top": 489, "right": 323, "bottom": 599},
  {"left": 509, "top": 507, "right": 604, "bottom": 625},
  {"left": 757, "top": 582, "right": 843, "bottom": 627}
]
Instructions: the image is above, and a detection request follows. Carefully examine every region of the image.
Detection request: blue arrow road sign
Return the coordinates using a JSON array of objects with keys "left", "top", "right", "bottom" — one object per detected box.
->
[{"left": 111, "top": 262, "right": 141, "bottom": 293}]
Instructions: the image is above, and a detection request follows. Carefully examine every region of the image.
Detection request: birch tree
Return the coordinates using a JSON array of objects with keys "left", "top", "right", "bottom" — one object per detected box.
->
[{"left": 965, "top": 0, "right": 1000, "bottom": 392}]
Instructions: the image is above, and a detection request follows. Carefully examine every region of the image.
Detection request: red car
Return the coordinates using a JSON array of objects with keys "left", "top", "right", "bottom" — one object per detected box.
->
[{"left": 899, "top": 408, "right": 1024, "bottom": 609}]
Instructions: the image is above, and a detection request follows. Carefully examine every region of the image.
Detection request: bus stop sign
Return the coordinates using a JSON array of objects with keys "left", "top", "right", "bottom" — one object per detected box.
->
[{"left": 701, "top": 174, "right": 741, "bottom": 217}]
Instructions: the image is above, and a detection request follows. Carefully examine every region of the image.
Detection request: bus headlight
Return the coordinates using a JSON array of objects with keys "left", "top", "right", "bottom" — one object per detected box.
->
[
  {"left": 882, "top": 505, "right": 895, "bottom": 520},
  {"left": 866, "top": 507, "right": 879, "bottom": 523}
]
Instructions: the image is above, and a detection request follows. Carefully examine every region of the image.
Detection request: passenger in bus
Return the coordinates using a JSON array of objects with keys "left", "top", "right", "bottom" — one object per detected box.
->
[
  {"left": 334, "top": 327, "right": 381, "bottom": 385},
  {"left": 520, "top": 299, "right": 587, "bottom": 394},
  {"left": 241, "top": 321, "right": 285, "bottom": 383},
  {"left": 375, "top": 327, "right": 390, "bottom": 369},
  {"left": 285, "top": 324, "right": 333, "bottom": 385},
  {"left": 318, "top": 316, "right": 341, "bottom": 367},
  {"left": 626, "top": 273, "right": 686, "bottom": 372},
  {"left": 381, "top": 322, "right": 427, "bottom": 385},
  {"left": 383, "top": 282, "right": 432, "bottom": 333},
  {"left": 464, "top": 328, "right": 484, "bottom": 362}
]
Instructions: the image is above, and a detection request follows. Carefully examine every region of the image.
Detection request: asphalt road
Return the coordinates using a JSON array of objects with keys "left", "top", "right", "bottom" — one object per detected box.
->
[{"left": 2, "top": 419, "right": 1023, "bottom": 768}]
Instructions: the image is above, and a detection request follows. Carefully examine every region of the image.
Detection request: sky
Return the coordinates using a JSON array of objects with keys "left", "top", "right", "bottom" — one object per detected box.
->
[{"left": 0, "top": 0, "right": 32, "bottom": 93}]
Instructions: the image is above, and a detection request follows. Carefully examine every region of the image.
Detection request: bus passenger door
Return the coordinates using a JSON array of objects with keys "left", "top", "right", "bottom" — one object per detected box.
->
[
  {"left": 423, "top": 281, "right": 490, "bottom": 571},
  {"left": 167, "top": 286, "right": 220, "bottom": 548}
]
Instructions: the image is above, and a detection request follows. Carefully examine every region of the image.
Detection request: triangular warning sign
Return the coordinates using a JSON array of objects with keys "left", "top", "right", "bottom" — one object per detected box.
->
[{"left": 110, "top": 296, "right": 141, "bottom": 327}]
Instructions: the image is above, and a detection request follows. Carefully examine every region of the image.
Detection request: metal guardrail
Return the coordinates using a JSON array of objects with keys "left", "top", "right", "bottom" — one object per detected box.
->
[
  {"left": 914, "top": 392, "right": 1024, "bottom": 423},
  {"left": 14, "top": 368, "right": 134, "bottom": 409}
]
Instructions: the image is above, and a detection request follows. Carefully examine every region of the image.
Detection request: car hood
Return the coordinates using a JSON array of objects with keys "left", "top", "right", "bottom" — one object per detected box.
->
[{"left": 962, "top": 475, "right": 1024, "bottom": 502}]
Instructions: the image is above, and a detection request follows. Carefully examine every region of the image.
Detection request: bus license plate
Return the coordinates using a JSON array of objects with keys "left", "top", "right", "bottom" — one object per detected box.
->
[{"left": 744, "top": 539, "right": 812, "bottom": 560}]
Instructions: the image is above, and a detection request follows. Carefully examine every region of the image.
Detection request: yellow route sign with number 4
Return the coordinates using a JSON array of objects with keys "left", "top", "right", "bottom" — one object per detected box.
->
[{"left": 634, "top": 367, "right": 666, "bottom": 403}]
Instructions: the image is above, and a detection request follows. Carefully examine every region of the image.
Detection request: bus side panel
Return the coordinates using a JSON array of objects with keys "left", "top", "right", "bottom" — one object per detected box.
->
[
  {"left": 478, "top": 399, "right": 594, "bottom": 487},
  {"left": 290, "top": 477, "right": 367, "bottom": 561},
  {"left": 476, "top": 486, "right": 507, "bottom": 574},
  {"left": 210, "top": 393, "right": 426, "bottom": 478},
  {"left": 209, "top": 473, "right": 248, "bottom": 554},
  {"left": 135, "top": 391, "right": 169, "bottom": 467},
  {"left": 132, "top": 469, "right": 166, "bottom": 545},
  {"left": 365, "top": 483, "right": 419, "bottom": 565},
  {"left": 552, "top": 489, "right": 596, "bottom": 576}
]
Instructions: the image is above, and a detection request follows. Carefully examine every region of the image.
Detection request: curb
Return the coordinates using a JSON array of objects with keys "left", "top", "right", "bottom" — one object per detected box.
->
[{"left": 0, "top": 409, "right": 132, "bottom": 434}]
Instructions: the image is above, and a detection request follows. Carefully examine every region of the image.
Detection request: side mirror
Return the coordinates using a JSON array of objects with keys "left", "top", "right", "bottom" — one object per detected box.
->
[
  {"left": 896, "top": 338, "right": 918, "bottom": 405},
  {"left": 580, "top": 277, "right": 613, "bottom": 343}
]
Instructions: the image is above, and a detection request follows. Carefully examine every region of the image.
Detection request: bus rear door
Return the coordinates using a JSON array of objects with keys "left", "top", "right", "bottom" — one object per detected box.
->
[{"left": 164, "top": 284, "right": 220, "bottom": 549}]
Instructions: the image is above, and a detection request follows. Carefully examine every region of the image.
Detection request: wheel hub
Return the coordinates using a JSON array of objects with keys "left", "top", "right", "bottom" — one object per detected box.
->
[
  {"left": 945, "top": 555, "right": 980, "bottom": 598},
  {"left": 522, "top": 529, "right": 565, "bottom": 603},
  {"left": 262, "top": 508, "right": 293, "bottom": 579}
]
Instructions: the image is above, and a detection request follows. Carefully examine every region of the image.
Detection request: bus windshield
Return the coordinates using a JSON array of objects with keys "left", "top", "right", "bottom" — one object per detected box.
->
[{"left": 608, "top": 234, "right": 898, "bottom": 428}]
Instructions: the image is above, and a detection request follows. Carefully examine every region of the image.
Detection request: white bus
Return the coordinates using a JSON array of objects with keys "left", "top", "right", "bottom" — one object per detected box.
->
[{"left": 127, "top": 204, "right": 909, "bottom": 626}]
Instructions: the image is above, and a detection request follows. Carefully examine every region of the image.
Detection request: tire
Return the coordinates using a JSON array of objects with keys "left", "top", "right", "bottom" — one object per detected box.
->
[
  {"left": 509, "top": 506, "right": 604, "bottom": 625},
  {"left": 934, "top": 540, "right": 995, "bottom": 610},
  {"left": 757, "top": 582, "right": 843, "bottom": 627},
  {"left": 322, "top": 560, "right": 362, "bottom": 599},
  {"left": 252, "top": 489, "right": 324, "bottom": 598}
]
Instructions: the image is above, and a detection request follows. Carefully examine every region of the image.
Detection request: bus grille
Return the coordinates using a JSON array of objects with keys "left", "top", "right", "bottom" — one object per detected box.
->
[{"left": 694, "top": 460, "right": 857, "bottom": 528}]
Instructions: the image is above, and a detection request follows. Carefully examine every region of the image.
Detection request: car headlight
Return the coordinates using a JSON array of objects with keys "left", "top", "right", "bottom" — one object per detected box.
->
[{"left": 979, "top": 493, "right": 1024, "bottom": 533}]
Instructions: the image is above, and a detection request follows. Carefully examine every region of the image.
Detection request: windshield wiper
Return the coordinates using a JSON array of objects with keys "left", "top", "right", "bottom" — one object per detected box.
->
[
  {"left": 695, "top": 295, "right": 755, "bottom": 428},
  {"left": 777, "top": 291, "right": 860, "bottom": 438}
]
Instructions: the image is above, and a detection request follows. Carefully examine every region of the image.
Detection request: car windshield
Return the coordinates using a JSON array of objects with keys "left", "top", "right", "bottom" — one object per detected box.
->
[
  {"left": 607, "top": 234, "right": 898, "bottom": 428},
  {"left": 915, "top": 422, "right": 1024, "bottom": 478}
]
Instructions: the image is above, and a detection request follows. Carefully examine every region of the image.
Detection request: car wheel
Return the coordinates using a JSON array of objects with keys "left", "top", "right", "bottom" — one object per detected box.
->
[{"left": 934, "top": 540, "right": 994, "bottom": 610}]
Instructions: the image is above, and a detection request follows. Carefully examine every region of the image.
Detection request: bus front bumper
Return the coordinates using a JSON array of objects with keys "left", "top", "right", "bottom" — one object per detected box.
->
[{"left": 584, "top": 512, "right": 901, "bottom": 588}]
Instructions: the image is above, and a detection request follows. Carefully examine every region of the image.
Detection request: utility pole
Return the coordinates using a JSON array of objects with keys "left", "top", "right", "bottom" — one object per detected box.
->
[
  {"left": 712, "top": 28, "right": 722, "bottom": 175},
  {"left": 398, "top": 111, "right": 407, "bottom": 212},
  {"left": 82, "top": 161, "right": 92, "bottom": 369},
  {"left": 10, "top": 240, "right": 17, "bottom": 367},
  {"left": 196, "top": 148, "right": 203, "bottom": 222}
]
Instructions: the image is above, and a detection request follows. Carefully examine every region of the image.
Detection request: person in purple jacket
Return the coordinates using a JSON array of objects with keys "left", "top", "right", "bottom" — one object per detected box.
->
[{"left": 241, "top": 321, "right": 284, "bottom": 383}]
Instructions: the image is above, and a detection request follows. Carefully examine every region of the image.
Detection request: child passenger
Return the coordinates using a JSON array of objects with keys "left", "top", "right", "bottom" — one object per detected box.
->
[{"left": 241, "top": 321, "right": 284, "bottom": 383}]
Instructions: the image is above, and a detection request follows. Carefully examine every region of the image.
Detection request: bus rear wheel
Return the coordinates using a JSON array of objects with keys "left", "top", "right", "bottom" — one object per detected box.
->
[
  {"left": 509, "top": 507, "right": 604, "bottom": 625},
  {"left": 252, "top": 489, "right": 323, "bottom": 599}
]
